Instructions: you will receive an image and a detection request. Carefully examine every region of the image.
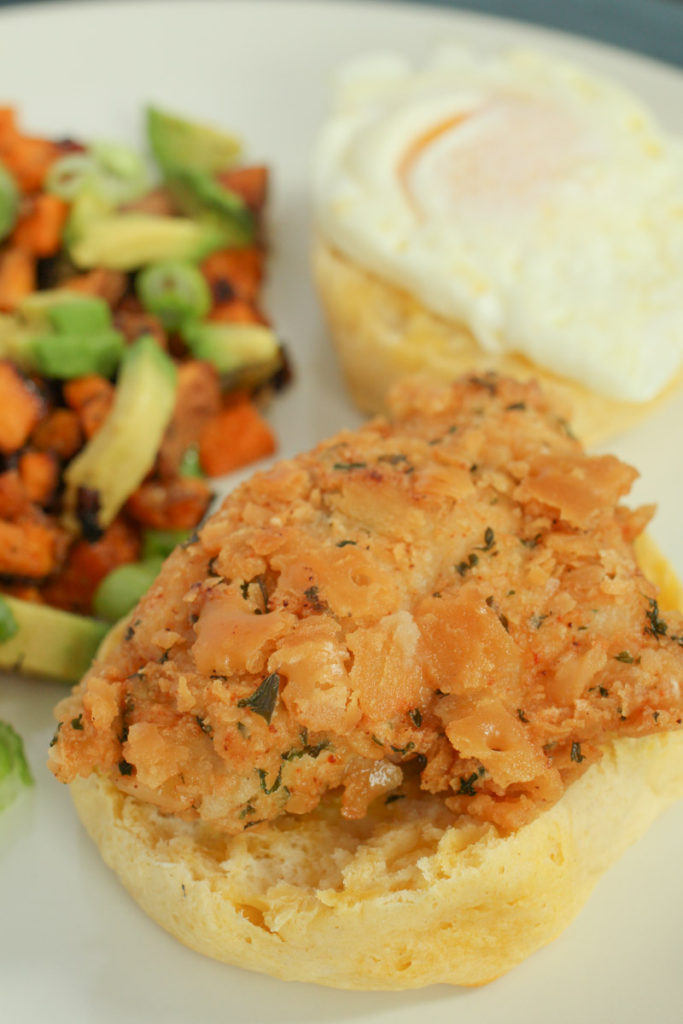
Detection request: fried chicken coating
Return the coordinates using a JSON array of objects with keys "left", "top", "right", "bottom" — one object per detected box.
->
[{"left": 49, "top": 375, "right": 683, "bottom": 834}]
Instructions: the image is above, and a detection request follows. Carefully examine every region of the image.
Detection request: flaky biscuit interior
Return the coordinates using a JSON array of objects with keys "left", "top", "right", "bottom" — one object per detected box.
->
[{"left": 68, "top": 535, "right": 683, "bottom": 989}]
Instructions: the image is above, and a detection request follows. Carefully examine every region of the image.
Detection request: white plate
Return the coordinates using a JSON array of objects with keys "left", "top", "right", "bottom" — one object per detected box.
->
[{"left": 1, "top": 2, "right": 682, "bottom": 1022}]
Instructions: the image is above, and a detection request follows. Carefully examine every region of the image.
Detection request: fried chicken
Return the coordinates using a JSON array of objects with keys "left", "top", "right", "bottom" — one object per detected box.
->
[{"left": 49, "top": 374, "right": 683, "bottom": 834}]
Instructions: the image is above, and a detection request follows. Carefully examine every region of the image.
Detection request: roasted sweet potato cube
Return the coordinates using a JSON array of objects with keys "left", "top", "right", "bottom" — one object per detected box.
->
[{"left": 0, "top": 361, "right": 44, "bottom": 454}]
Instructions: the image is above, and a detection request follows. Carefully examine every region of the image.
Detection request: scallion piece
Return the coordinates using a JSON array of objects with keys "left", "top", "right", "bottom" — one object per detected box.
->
[
  {"left": 89, "top": 141, "right": 149, "bottom": 205},
  {"left": 178, "top": 445, "right": 204, "bottom": 479},
  {"left": 46, "top": 142, "right": 149, "bottom": 205},
  {"left": 136, "top": 260, "right": 211, "bottom": 331},
  {"left": 45, "top": 152, "right": 98, "bottom": 200},
  {"left": 0, "top": 721, "right": 33, "bottom": 813},
  {"left": 141, "top": 528, "right": 192, "bottom": 560},
  {"left": 92, "top": 558, "right": 165, "bottom": 623}
]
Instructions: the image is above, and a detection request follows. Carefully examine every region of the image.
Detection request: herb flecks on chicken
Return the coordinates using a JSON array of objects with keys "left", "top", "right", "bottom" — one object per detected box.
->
[{"left": 49, "top": 375, "right": 683, "bottom": 834}]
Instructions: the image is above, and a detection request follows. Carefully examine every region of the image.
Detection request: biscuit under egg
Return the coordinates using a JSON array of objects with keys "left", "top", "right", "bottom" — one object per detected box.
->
[{"left": 312, "top": 45, "right": 683, "bottom": 440}]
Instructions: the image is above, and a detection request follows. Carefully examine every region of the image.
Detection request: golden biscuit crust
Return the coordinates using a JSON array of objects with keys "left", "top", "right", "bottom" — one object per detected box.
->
[
  {"left": 53, "top": 379, "right": 683, "bottom": 988},
  {"left": 70, "top": 727, "right": 683, "bottom": 989},
  {"left": 313, "top": 239, "right": 681, "bottom": 445}
]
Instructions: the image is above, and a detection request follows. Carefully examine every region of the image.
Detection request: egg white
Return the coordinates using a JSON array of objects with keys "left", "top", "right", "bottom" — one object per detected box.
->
[{"left": 313, "top": 45, "right": 683, "bottom": 403}]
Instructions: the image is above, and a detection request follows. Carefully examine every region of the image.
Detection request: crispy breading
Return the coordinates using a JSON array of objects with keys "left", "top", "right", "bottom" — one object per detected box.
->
[{"left": 49, "top": 374, "right": 683, "bottom": 834}]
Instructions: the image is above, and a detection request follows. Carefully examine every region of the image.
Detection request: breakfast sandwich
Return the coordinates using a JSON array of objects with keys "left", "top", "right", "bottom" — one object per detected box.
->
[
  {"left": 48, "top": 374, "right": 683, "bottom": 988},
  {"left": 312, "top": 46, "right": 683, "bottom": 442}
]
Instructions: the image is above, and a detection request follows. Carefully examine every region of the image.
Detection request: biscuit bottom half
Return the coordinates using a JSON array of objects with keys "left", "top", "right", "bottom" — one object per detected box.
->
[
  {"left": 312, "top": 239, "right": 682, "bottom": 447},
  {"left": 68, "top": 536, "right": 683, "bottom": 990}
]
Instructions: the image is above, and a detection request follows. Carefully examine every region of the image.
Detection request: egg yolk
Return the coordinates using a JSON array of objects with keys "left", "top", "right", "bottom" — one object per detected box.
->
[{"left": 402, "top": 98, "right": 586, "bottom": 218}]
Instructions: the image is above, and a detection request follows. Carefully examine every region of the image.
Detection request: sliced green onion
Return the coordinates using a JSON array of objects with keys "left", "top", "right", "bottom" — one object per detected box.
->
[
  {"left": 141, "top": 528, "right": 191, "bottom": 560},
  {"left": 136, "top": 260, "right": 211, "bottom": 330},
  {"left": 92, "top": 558, "right": 164, "bottom": 623},
  {"left": 45, "top": 152, "right": 98, "bottom": 200},
  {"left": 0, "top": 162, "right": 19, "bottom": 242},
  {"left": 0, "top": 721, "right": 33, "bottom": 813},
  {"left": 90, "top": 141, "right": 149, "bottom": 205},
  {"left": 178, "top": 445, "right": 204, "bottom": 479},
  {"left": 46, "top": 142, "right": 149, "bottom": 206},
  {"left": 0, "top": 595, "right": 19, "bottom": 644}
]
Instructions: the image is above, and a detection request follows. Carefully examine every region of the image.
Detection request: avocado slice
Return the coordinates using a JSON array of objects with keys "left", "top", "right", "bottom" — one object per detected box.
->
[
  {"left": 47, "top": 295, "right": 112, "bottom": 334},
  {"left": 11, "top": 293, "right": 127, "bottom": 379},
  {"left": 165, "top": 168, "right": 254, "bottom": 247},
  {"left": 0, "top": 162, "right": 19, "bottom": 242},
  {"left": 147, "top": 105, "right": 242, "bottom": 176},
  {"left": 31, "top": 329, "right": 125, "bottom": 379},
  {"left": 62, "top": 185, "right": 114, "bottom": 249},
  {"left": 182, "top": 321, "right": 282, "bottom": 388},
  {"left": 18, "top": 289, "right": 110, "bottom": 331},
  {"left": 68, "top": 212, "right": 225, "bottom": 271},
  {"left": 146, "top": 106, "right": 253, "bottom": 246},
  {"left": 63, "top": 335, "right": 177, "bottom": 534},
  {"left": 0, "top": 594, "right": 107, "bottom": 682}
]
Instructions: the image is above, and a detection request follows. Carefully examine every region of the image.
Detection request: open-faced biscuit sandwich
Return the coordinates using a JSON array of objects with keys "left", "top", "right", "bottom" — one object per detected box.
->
[
  {"left": 48, "top": 373, "right": 683, "bottom": 989},
  {"left": 312, "top": 46, "right": 683, "bottom": 443}
]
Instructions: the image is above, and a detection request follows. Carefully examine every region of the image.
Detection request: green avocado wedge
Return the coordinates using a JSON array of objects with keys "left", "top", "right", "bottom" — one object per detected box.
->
[
  {"left": 0, "top": 162, "right": 19, "bottom": 242},
  {"left": 182, "top": 321, "right": 282, "bottom": 388},
  {"left": 147, "top": 105, "right": 242, "bottom": 176},
  {"left": 0, "top": 595, "right": 107, "bottom": 683},
  {"left": 63, "top": 335, "right": 177, "bottom": 535},
  {"left": 3, "top": 293, "right": 127, "bottom": 379},
  {"left": 18, "top": 290, "right": 111, "bottom": 331},
  {"left": 68, "top": 212, "right": 226, "bottom": 271},
  {"left": 165, "top": 168, "right": 254, "bottom": 247},
  {"left": 146, "top": 106, "right": 253, "bottom": 246}
]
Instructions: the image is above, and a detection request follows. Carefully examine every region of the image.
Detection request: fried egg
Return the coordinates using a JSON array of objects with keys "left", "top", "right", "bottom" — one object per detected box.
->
[{"left": 313, "top": 46, "right": 683, "bottom": 403}]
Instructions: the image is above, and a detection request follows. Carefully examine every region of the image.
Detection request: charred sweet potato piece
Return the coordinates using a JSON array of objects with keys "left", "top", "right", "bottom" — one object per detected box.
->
[
  {"left": 62, "top": 268, "right": 128, "bottom": 307},
  {"left": 0, "top": 361, "right": 44, "bottom": 453},
  {"left": 157, "top": 360, "right": 221, "bottom": 478},
  {"left": 201, "top": 246, "right": 264, "bottom": 305},
  {"left": 0, "top": 469, "right": 31, "bottom": 519},
  {"left": 31, "top": 407, "right": 83, "bottom": 460},
  {"left": 17, "top": 450, "right": 59, "bottom": 506},
  {"left": 126, "top": 476, "right": 212, "bottom": 530},
  {"left": 0, "top": 106, "right": 60, "bottom": 194},
  {"left": 216, "top": 165, "right": 268, "bottom": 212},
  {"left": 63, "top": 375, "right": 115, "bottom": 439},
  {"left": 42, "top": 518, "right": 140, "bottom": 615},
  {"left": 10, "top": 194, "right": 69, "bottom": 257},
  {"left": 198, "top": 394, "right": 276, "bottom": 477},
  {"left": 0, "top": 247, "right": 36, "bottom": 311},
  {"left": 0, "top": 519, "right": 62, "bottom": 578}
]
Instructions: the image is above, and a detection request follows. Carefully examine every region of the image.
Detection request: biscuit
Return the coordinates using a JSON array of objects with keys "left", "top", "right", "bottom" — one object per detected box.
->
[
  {"left": 67, "top": 533, "right": 683, "bottom": 989},
  {"left": 313, "top": 239, "right": 681, "bottom": 445}
]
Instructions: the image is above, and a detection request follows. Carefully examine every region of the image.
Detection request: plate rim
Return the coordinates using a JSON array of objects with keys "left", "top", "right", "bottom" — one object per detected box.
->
[{"left": 0, "top": 0, "right": 682, "bottom": 70}]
